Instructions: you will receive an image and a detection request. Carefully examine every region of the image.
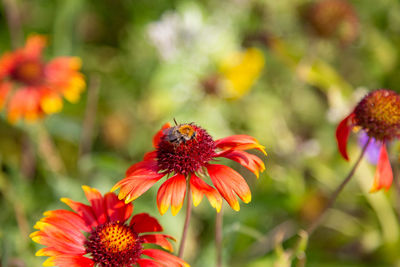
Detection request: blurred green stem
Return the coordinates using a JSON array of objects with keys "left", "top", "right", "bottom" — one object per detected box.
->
[
  {"left": 79, "top": 75, "right": 100, "bottom": 157},
  {"left": 2, "top": 0, "right": 23, "bottom": 48},
  {"left": 216, "top": 205, "right": 223, "bottom": 267},
  {"left": 306, "top": 137, "right": 371, "bottom": 235},
  {"left": 178, "top": 178, "right": 192, "bottom": 259}
]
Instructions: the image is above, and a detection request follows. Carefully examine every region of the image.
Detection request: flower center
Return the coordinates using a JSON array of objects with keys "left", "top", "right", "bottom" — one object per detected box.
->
[
  {"left": 85, "top": 221, "right": 143, "bottom": 267},
  {"left": 354, "top": 89, "right": 400, "bottom": 141},
  {"left": 11, "top": 60, "right": 44, "bottom": 85},
  {"left": 157, "top": 124, "right": 216, "bottom": 175}
]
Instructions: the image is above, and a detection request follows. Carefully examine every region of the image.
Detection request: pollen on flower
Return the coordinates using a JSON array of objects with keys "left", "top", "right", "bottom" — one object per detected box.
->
[
  {"left": 354, "top": 89, "right": 400, "bottom": 141},
  {"left": 157, "top": 124, "right": 216, "bottom": 175},
  {"left": 85, "top": 221, "right": 143, "bottom": 267}
]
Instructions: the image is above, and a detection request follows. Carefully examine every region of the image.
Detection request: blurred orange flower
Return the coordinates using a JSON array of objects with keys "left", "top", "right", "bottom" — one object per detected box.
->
[
  {"left": 30, "top": 186, "right": 188, "bottom": 267},
  {"left": 112, "top": 122, "right": 266, "bottom": 215},
  {"left": 0, "top": 34, "right": 85, "bottom": 122}
]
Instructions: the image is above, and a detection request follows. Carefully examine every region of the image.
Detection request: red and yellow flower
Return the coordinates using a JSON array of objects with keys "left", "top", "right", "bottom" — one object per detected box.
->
[
  {"left": 112, "top": 122, "right": 266, "bottom": 215},
  {"left": 30, "top": 186, "right": 188, "bottom": 267},
  {"left": 0, "top": 34, "right": 85, "bottom": 122},
  {"left": 336, "top": 89, "right": 400, "bottom": 192}
]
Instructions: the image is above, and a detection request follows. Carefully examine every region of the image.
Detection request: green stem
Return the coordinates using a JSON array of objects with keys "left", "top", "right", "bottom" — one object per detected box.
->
[
  {"left": 216, "top": 206, "right": 224, "bottom": 267},
  {"left": 178, "top": 178, "right": 192, "bottom": 258},
  {"left": 306, "top": 137, "right": 371, "bottom": 235}
]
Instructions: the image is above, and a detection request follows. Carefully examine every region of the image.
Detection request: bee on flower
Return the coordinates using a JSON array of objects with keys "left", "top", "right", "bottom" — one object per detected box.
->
[
  {"left": 336, "top": 89, "right": 400, "bottom": 192},
  {"left": 112, "top": 121, "right": 266, "bottom": 215},
  {"left": 0, "top": 34, "right": 85, "bottom": 122},
  {"left": 30, "top": 186, "right": 188, "bottom": 267}
]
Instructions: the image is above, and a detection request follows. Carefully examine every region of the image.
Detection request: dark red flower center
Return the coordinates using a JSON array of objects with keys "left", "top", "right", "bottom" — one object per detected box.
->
[
  {"left": 11, "top": 59, "right": 44, "bottom": 85},
  {"left": 156, "top": 124, "right": 216, "bottom": 175},
  {"left": 85, "top": 221, "right": 143, "bottom": 267},
  {"left": 354, "top": 89, "right": 400, "bottom": 141}
]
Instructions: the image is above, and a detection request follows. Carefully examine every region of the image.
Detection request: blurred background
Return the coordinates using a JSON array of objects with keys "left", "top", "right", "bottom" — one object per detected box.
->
[{"left": 1, "top": 0, "right": 400, "bottom": 266}]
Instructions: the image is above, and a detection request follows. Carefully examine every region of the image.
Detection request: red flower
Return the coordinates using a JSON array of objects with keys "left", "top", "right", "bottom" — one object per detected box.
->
[
  {"left": 30, "top": 186, "right": 188, "bottom": 267},
  {"left": 336, "top": 89, "right": 400, "bottom": 192},
  {"left": 112, "top": 122, "right": 266, "bottom": 214},
  {"left": 0, "top": 34, "right": 85, "bottom": 122}
]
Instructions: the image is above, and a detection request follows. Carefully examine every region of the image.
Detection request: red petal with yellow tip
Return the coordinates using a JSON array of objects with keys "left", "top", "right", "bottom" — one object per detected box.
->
[
  {"left": 370, "top": 144, "right": 393, "bottom": 193},
  {"left": 215, "top": 135, "right": 266, "bottom": 155},
  {"left": 47, "top": 255, "right": 94, "bottom": 267},
  {"left": 112, "top": 160, "right": 164, "bottom": 203},
  {"left": 153, "top": 123, "right": 172, "bottom": 148},
  {"left": 104, "top": 192, "right": 133, "bottom": 222},
  {"left": 207, "top": 164, "right": 252, "bottom": 211},
  {"left": 190, "top": 174, "right": 222, "bottom": 212},
  {"left": 336, "top": 112, "right": 355, "bottom": 161},
  {"left": 156, "top": 174, "right": 186, "bottom": 215},
  {"left": 60, "top": 198, "right": 98, "bottom": 228},
  {"left": 82, "top": 186, "right": 107, "bottom": 225},
  {"left": 142, "top": 249, "right": 189, "bottom": 267},
  {"left": 219, "top": 150, "right": 265, "bottom": 178},
  {"left": 130, "top": 213, "right": 163, "bottom": 233},
  {"left": 38, "top": 210, "right": 90, "bottom": 236},
  {"left": 142, "top": 234, "right": 175, "bottom": 252}
]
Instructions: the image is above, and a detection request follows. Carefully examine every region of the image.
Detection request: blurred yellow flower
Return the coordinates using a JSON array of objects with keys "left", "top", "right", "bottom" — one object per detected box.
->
[{"left": 219, "top": 48, "right": 265, "bottom": 99}]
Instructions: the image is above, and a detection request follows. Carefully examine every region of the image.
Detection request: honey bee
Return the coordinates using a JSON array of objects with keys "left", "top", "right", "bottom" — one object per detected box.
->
[{"left": 164, "top": 123, "right": 197, "bottom": 144}]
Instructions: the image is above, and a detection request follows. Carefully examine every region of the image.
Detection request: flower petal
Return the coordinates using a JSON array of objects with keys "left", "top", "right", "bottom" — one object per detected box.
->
[
  {"left": 142, "top": 249, "right": 189, "bottom": 267},
  {"left": 130, "top": 213, "right": 163, "bottom": 233},
  {"left": 156, "top": 174, "right": 186, "bottom": 215},
  {"left": 370, "top": 144, "right": 393, "bottom": 193},
  {"left": 82, "top": 185, "right": 107, "bottom": 225},
  {"left": 43, "top": 255, "right": 94, "bottom": 267},
  {"left": 141, "top": 233, "right": 175, "bottom": 252},
  {"left": 24, "top": 35, "right": 47, "bottom": 59},
  {"left": 190, "top": 174, "right": 222, "bottom": 212},
  {"left": 0, "top": 81, "right": 11, "bottom": 110},
  {"left": 215, "top": 135, "right": 266, "bottom": 155},
  {"left": 358, "top": 132, "right": 381, "bottom": 164},
  {"left": 137, "top": 258, "right": 164, "bottom": 267},
  {"left": 104, "top": 192, "right": 133, "bottom": 222},
  {"left": 7, "top": 87, "right": 42, "bottom": 123},
  {"left": 207, "top": 164, "right": 251, "bottom": 211},
  {"left": 335, "top": 112, "right": 355, "bottom": 161},
  {"left": 153, "top": 123, "right": 172, "bottom": 148},
  {"left": 111, "top": 159, "right": 164, "bottom": 203},
  {"left": 60, "top": 198, "right": 98, "bottom": 228},
  {"left": 219, "top": 150, "right": 265, "bottom": 178}
]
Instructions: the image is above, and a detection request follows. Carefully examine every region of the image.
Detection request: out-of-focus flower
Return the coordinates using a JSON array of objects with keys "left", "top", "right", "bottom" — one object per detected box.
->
[
  {"left": 358, "top": 132, "right": 381, "bottom": 164},
  {"left": 30, "top": 186, "right": 188, "bottom": 267},
  {"left": 0, "top": 35, "right": 85, "bottom": 122},
  {"left": 336, "top": 89, "right": 400, "bottom": 192},
  {"left": 112, "top": 122, "right": 266, "bottom": 215},
  {"left": 301, "top": 0, "right": 359, "bottom": 45},
  {"left": 218, "top": 48, "right": 265, "bottom": 99}
]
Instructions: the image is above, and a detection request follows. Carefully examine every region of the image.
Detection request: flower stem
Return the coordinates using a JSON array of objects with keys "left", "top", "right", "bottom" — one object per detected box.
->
[
  {"left": 2, "top": 0, "right": 23, "bottom": 48},
  {"left": 306, "top": 137, "right": 371, "bottom": 235},
  {"left": 216, "top": 205, "right": 224, "bottom": 267},
  {"left": 178, "top": 178, "right": 192, "bottom": 258}
]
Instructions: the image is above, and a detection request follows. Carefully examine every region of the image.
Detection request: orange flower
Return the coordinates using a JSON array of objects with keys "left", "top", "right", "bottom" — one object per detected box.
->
[
  {"left": 336, "top": 89, "right": 400, "bottom": 192},
  {"left": 0, "top": 34, "right": 85, "bottom": 122},
  {"left": 112, "top": 122, "right": 266, "bottom": 215},
  {"left": 30, "top": 186, "right": 188, "bottom": 267}
]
